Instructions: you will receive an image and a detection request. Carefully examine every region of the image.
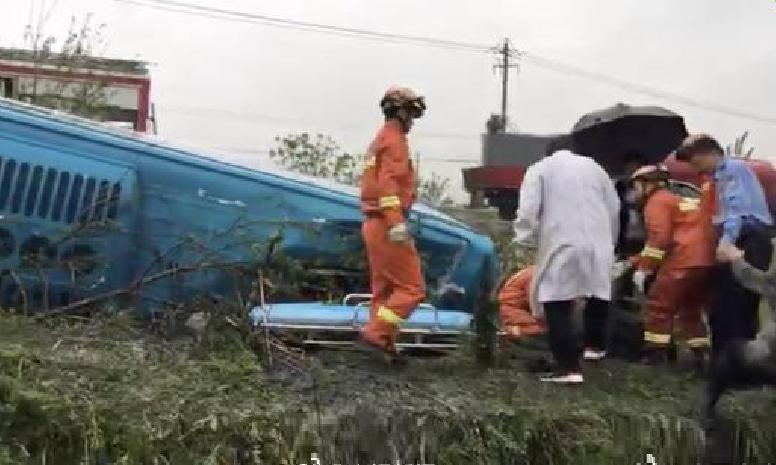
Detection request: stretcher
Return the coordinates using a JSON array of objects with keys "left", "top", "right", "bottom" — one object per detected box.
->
[{"left": 248, "top": 294, "right": 474, "bottom": 350}]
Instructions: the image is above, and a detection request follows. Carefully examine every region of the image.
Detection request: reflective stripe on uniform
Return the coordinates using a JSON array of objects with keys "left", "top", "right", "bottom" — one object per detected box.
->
[
  {"left": 364, "top": 151, "right": 376, "bottom": 168},
  {"left": 641, "top": 246, "right": 666, "bottom": 260},
  {"left": 644, "top": 331, "right": 671, "bottom": 345},
  {"left": 686, "top": 337, "right": 710, "bottom": 349},
  {"left": 379, "top": 195, "right": 401, "bottom": 209},
  {"left": 678, "top": 197, "right": 700, "bottom": 212},
  {"left": 377, "top": 305, "right": 404, "bottom": 325}
]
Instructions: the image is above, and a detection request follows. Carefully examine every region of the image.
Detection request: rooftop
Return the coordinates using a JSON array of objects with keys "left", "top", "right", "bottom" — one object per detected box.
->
[{"left": 0, "top": 47, "right": 149, "bottom": 76}]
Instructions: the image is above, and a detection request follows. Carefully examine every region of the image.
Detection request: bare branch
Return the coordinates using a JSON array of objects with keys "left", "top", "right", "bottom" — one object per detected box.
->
[{"left": 38, "top": 260, "right": 236, "bottom": 318}]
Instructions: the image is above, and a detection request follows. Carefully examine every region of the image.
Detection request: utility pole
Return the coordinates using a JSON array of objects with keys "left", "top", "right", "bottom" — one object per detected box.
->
[
  {"left": 493, "top": 38, "right": 519, "bottom": 131},
  {"left": 500, "top": 39, "right": 509, "bottom": 124},
  {"left": 150, "top": 102, "right": 159, "bottom": 135}
]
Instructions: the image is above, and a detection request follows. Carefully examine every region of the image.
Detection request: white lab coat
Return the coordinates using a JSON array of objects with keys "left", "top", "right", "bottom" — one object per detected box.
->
[{"left": 513, "top": 150, "right": 620, "bottom": 316}]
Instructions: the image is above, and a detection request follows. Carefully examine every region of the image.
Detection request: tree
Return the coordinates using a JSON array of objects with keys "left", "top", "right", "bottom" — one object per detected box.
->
[
  {"left": 418, "top": 172, "right": 455, "bottom": 208},
  {"left": 20, "top": 13, "right": 110, "bottom": 120},
  {"left": 726, "top": 131, "right": 755, "bottom": 160},
  {"left": 270, "top": 133, "right": 455, "bottom": 205},
  {"left": 269, "top": 133, "right": 364, "bottom": 187}
]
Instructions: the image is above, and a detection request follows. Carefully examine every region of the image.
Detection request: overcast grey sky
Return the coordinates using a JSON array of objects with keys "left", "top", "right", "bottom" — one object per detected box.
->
[{"left": 2, "top": 0, "right": 775, "bottom": 200}]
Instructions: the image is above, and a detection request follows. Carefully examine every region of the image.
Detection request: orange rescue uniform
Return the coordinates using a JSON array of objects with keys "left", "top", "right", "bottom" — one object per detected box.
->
[
  {"left": 498, "top": 266, "right": 545, "bottom": 339},
  {"left": 359, "top": 120, "right": 425, "bottom": 351},
  {"left": 699, "top": 174, "right": 720, "bottom": 244},
  {"left": 634, "top": 188, "right": 715, "bottom": 349}
]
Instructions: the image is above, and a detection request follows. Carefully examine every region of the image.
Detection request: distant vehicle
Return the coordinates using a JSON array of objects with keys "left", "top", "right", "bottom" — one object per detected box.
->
[{"left": 0, "top": 98, "right": 498, "bottom": 348}]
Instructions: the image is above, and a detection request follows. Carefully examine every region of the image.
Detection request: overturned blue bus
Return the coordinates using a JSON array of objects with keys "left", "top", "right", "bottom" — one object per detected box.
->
[{"left": 0, "top": 98, "right": 498, "bottom": 348}]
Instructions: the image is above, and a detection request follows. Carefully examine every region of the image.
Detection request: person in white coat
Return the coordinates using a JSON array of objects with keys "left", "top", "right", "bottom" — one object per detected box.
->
[{"left": 513, "top": 148, "right": 621, "bottom": 384}]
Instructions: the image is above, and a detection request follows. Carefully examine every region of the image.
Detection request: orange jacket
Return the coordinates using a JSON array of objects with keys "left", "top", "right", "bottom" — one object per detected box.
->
[
  {"left": 698, "top": 174, "right": 721, "bottom": 245},
  {"left": 360, "top": 120, "right": 416, "bottom": 226},
  {"left": 699, "top": 174, "right": 716, "bottom": 220},
  {"left": 498, "top": 266, "right": 545, "bottom": 335},
  {"left": 634, "top": 188, "right": 715, "bottom": 272}
]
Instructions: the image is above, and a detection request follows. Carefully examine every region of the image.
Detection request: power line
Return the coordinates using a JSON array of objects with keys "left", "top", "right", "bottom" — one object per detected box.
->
[
  {"left": 423, "top": 158, "right": 479, "bottom": 164},
  {"left": 112, "top": 0, "right": 493, "bottom": 54},
  {"left": 114, "top": 0, "right": 776, "bottom": 125},
  {"left": 516, "top": 51, "right": 776, "bottom": 125},
  {"left": 207, "top": 146, "right": 477, "bottom": 165}
]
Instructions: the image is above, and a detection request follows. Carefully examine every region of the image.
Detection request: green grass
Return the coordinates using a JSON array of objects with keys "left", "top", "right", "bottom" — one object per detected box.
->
[{"left": 1, "top": 311, "right": 776, "bottom": 464}]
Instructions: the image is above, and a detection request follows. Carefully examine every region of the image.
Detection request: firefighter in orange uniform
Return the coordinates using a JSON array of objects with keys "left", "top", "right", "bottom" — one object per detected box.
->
[
  {"left": 498, "top": 266, "right": 545, "bottom": 340},
  {"left": 358, "top": 86, "right": 427, "bottom": 357},
  {"left": 629, "top": 165, "right": 715, "bottom": 363}
]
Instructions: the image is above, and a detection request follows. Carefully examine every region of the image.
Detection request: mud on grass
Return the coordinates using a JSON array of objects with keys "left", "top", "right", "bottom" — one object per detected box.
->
[{"left": 2, "top": 312, "right": 776, "bottom": 464}]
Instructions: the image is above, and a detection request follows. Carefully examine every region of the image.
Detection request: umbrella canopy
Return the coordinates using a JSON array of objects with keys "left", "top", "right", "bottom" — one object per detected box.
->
[{"left": 571, "top": 103, "right": 688, "bottom": 176}]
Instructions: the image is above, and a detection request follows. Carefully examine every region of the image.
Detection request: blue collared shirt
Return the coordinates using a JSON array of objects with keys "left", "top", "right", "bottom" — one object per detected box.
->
[{"left": 713, "top": 158, "right": 774, "bottom": 244}]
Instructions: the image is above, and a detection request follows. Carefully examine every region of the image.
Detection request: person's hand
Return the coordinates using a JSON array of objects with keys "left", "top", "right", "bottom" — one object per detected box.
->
[
  {"left": 632, "top": 270, "right": 650, "bottom": 294},
  {"left": 716, "top": 241, "right": 744, "bottom": 263},
  {"left": 611, "top": 260, "right": 632, "bottom": 280},
  {"left": 388, "top": 222, "right": 410, "bottom": 243}
]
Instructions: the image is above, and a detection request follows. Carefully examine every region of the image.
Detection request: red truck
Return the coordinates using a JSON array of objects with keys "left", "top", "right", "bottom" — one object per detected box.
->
[{"left": 462, "top": 165, "right": 527, "bottom": 221}]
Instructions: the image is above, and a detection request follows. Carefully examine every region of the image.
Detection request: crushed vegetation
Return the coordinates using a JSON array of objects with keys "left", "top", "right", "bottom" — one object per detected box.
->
[{"left": 2, "top": 306, "right": 776, "bottom": 465}]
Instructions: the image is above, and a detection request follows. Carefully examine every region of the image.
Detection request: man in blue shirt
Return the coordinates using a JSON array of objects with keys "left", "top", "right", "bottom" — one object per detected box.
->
[{"left": 676, "top": 134, "right": 775, "bottom": 356}]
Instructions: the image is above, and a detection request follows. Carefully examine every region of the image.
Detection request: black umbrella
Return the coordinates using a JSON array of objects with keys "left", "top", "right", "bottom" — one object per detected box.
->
[{"left": 571, "top": 103, "right": 688, "bottom": 176}]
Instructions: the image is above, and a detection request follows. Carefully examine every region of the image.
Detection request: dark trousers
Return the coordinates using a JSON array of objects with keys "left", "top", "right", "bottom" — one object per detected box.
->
[
  {"left": 544, "top": 298, "right": 609, "bottom": 372},
  {"left": 708, "top": 224, "right": 775, "bottom": 356}
]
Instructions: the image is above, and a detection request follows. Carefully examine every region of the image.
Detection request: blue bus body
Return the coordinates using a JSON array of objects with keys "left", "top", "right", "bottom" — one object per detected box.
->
[{"left": 0, "top": 98, "right": 498, "bottom": 315}]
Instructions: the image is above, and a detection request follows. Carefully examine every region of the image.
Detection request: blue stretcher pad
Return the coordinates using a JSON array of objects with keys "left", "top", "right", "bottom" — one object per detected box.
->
[{"left": 249, "top": 303, "right": 472, "bottom": 333}]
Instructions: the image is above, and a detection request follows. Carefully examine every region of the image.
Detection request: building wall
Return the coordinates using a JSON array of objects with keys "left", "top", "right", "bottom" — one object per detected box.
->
[
  {"left": 0, "top": 50, "right": 150, "bottom": 132},
  {"left": 0, "top": 77, "right": 13, "bottom": 98},
  {"left": 16, "top": 76, "right": 140, "bottom": 110},
  {"left": 481, "top": 132, "right": 569, "bottom": 167}
]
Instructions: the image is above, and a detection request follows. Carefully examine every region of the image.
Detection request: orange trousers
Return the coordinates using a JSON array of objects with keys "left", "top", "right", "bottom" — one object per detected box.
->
[
  {"left": 643, "top": 267, "right": 711, "bottom": 350},
  {"left": 361, "top": 216, "right": 425, "bottom": 350},
  {"left": 498, "top": 267, "right": 545, "bottom": 339}
]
